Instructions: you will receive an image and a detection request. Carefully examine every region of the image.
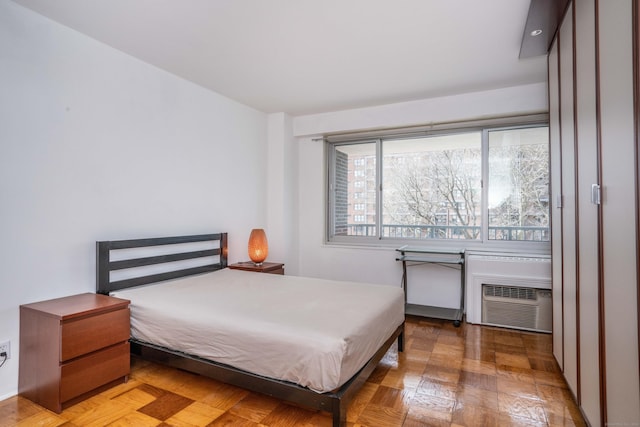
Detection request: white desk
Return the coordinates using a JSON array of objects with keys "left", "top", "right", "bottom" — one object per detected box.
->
[{"left": 395, "top": 245, "right": 465, "bottom": 327}]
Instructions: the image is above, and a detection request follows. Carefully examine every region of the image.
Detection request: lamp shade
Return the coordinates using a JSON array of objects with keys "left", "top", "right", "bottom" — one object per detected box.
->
[{"left": 248, "top": 228, "right": 268, "bottom": 265}]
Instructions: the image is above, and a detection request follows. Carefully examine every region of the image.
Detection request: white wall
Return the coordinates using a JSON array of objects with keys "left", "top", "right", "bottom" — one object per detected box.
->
[
  {"left": 0, "top": 1, "right": 267, "bottom": 399},
  {"left": 293, "top": 83, "right": 548, "bottom": 136},
  {"left": 292, "top": 83, "right": 548, "bottom": 299},
  {"left": 266, "top": 113, "right": 299, "bottom": 274}
]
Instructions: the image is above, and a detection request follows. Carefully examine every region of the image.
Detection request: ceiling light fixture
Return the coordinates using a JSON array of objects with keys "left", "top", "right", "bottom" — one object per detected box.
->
[{"left": 530, "top": 29, "right": 543, "bottom": 37}]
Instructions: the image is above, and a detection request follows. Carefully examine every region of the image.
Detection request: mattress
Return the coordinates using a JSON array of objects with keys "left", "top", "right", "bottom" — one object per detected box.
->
[{"left": 111, "top": 268, "right": 405, "bottom": 393}]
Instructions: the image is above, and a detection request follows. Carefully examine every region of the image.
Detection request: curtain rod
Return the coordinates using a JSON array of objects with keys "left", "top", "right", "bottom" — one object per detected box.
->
[{"left": 319, "top": 112, "right": 549, "bottom": 143}]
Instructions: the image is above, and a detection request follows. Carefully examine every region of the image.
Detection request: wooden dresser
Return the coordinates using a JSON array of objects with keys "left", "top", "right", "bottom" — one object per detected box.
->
[{"left": 19, "top": 293, "right": 130, "bottom": 413}]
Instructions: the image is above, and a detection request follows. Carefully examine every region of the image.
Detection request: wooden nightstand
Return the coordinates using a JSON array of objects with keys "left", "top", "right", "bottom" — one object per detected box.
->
[
  {"left": 19, "top": 293, "right": 130, "bottom": 413},
  {"left": 229, "top": 261, "right": 285, "bottom": 275}
]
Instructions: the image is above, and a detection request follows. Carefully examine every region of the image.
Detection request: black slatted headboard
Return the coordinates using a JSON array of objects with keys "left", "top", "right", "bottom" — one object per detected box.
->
[{"left": 96, "top": 233, "right": 228, "bottom": 294}]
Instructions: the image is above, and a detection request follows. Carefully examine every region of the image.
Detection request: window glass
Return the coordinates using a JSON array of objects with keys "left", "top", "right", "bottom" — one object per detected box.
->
[
  {"left": 382, "top": 133, "right": 482, "bottom": 240},
  {"left": 487, "top": 127, "right": 550, "bottom": 241},
  {"left": 331, "top": 142, "right": 377, "bottom": 237}
]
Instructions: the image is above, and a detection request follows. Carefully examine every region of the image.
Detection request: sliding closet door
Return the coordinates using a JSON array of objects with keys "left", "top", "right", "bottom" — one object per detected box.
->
[
  {"left": 574, "top": 0, "right": 601, "bottom": 422},
  {"left": 598, "top": 0, "right": 640, "bottom": 422},
  {"left": 549, "top": 39, "right": 564, "bottom": 369},
  {"left": 551, "top": 0, "right": 640, "bottom": 423},
  {"left": 559, "top": 11, "right": 579, "bottom": 395}
]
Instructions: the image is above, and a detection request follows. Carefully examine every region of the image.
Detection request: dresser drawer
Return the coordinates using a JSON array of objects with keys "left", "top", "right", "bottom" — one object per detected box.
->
[
  {"left": 60, "top": 308, "right": 130, "bottom": 361},
  {"left": 60, "top": 341, "right": 130, "bottom": 402},
  {"left": 20, "top": 293, "right": 130, "bottom": 413}
]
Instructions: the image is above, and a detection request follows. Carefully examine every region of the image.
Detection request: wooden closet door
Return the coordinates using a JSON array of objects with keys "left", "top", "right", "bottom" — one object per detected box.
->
[
  {"left": 551, "top": 0, "right": 640, "bottom": 423},
  {"left": 574, "top": 0, "right": 601, "bottom": 422},
  {"left": 549, "top": 37, "right": 564, "bottom": 370},
  {"left": 598, "top": 0, "right": 640, "bottom": 422},
  {"left": 559, "top": 10, "right": 579, "bottom": 395}
]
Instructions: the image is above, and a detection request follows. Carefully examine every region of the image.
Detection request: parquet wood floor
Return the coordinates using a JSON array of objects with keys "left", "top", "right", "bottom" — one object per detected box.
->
[{"left": 0, "top": 316, "right": 586, "bottom": 426}]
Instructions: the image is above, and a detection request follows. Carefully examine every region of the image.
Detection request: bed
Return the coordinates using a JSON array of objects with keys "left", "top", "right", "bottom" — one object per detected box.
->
[{"left": 96, "top": 233, "right": 405, "bottom": 426}]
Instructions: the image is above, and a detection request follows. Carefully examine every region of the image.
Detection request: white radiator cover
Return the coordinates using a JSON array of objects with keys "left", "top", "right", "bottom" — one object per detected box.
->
[{"left": 466, "top": 253, "right": 552, "bottom": 332}]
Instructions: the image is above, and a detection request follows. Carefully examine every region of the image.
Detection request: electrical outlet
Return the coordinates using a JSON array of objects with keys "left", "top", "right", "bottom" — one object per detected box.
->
[{"left": 0, "top": 341, "right": 10, "bottom": 360}]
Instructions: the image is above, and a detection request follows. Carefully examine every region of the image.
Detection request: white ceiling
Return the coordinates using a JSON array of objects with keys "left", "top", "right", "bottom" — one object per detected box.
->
[{"left": 13, "top": 0, "right": 547, "bottom": 116}]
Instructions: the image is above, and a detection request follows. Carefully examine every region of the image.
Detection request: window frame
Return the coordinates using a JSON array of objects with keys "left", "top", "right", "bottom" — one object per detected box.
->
[{"left": 326, "top": 118, "right": 551, "bottom": 253}]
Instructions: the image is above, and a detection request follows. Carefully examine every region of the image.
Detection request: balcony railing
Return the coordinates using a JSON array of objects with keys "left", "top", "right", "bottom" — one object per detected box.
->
[
  {"left": 487, "top": 225, "right": 549, "bottom": 242},
  {"left": 340, "top": 224, "right": 549, "bottom": 242}
]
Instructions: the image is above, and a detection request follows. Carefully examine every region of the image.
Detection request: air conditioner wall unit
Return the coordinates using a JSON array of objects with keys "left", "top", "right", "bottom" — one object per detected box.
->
[
  {"left": 465, "top": 253, "right": 552, "bottom": 329},
  {"left": 482, "top": 284, "right": 552, "bottom": 332}
]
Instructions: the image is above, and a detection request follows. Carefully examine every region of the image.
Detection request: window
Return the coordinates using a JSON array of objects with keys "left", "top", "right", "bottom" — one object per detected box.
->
[
  {"left": 330, "top": 142, "right": 377, "bottom": 237},
  {"left": 383, "top": 132, "right": 481, "bottom": 240},
  {"left": 328, "top": 123, "right": 549, "bottom": 248},
  {"left": 487, "top": 127, "right": 550, "bottom": 242}
]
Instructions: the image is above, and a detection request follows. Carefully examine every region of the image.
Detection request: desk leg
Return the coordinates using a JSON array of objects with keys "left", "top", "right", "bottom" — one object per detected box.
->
[
  {"left": 454, "top": 262, "right": 465, "bottom": 327},
  {"left": 401, "top": 259, "right": 408, "bottom": 305}
]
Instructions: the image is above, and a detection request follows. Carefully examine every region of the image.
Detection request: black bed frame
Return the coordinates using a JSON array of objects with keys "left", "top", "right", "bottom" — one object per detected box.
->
[{"left": 96, "top": 233, "right": 404, "bottom": 427}]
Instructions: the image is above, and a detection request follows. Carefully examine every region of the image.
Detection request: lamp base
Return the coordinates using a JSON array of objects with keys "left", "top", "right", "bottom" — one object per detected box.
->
[{"left": 252, "top": 262, "right": 263, "bottom": 266}]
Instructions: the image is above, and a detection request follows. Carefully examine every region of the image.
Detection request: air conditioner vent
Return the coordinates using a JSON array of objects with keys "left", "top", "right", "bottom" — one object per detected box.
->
[
  {"left": 484, "top": 285, "right": 536, "bottom": 300},
  {"left": 482, "top": 284, "right": 552, "bottom": 332}
]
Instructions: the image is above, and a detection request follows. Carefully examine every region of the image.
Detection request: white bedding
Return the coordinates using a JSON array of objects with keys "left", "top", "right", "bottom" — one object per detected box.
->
[{"left": 111, "top": 268, "right": 405, "bottom": 393}]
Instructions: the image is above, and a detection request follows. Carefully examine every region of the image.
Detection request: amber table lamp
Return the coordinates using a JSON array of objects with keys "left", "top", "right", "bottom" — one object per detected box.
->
[{"left": 248, "top": 228, "right": 268, "bottom": 265}]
